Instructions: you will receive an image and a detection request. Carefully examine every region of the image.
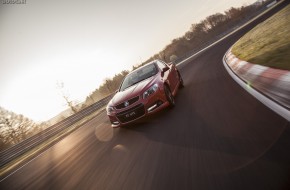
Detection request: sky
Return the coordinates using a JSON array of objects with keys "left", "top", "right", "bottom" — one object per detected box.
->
[{"left": 0, "top": 0, "right": 256, "bottom": 121}]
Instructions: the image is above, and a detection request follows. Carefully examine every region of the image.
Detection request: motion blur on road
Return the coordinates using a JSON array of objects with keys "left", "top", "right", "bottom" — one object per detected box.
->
[{"left": 1, "top": 1, "right": 290, "bottom": 190}]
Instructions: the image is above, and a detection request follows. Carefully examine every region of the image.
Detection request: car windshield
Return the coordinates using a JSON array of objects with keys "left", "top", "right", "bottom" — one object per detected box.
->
[{"left": 120, "top": 63, "right": 158, "bottom": 91}]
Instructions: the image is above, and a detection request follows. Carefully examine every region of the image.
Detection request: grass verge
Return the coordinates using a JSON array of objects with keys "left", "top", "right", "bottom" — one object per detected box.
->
[
  {"left": 232, "top": 3, "right": 290, "bottom": 70},
  {"left": 0, "top": 107, "right": 106, "bottom": 178}
]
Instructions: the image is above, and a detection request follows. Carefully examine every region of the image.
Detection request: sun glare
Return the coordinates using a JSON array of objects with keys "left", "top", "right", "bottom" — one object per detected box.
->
[
  {"left": 0, "top": 0, "right": 257, "bottom": 122},
  {"left": 0, "top": 48, "right": 131, "bottom": 122}
]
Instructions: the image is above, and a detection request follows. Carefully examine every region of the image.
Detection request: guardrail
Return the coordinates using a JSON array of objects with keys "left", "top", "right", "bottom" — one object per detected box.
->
[{"left": 0, "top": 94, "right": 114, "bottom": 168}]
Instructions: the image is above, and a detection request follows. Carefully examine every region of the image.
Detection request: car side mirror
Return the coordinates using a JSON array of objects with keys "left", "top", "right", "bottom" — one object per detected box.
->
[
  {"left": 161, "top": 67, "right": 169, "bottom": 77},
  {"left": 162, "top": 67, "right": 169, "bottom": 73}
]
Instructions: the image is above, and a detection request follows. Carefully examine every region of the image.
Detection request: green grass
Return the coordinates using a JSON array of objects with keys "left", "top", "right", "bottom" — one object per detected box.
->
[{"left": 232, "top": 4, "right": 290, "bottom": 70}]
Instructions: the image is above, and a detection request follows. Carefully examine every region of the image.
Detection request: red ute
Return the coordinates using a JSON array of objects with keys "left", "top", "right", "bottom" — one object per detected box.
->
[{"left": 106, "top": 59, "right": 184, "bottom": 127}]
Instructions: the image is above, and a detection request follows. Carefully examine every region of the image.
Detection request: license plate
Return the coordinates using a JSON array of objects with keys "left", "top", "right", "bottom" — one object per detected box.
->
[{"left": 125, "top": 111, "right": 136, "bottom": 118}]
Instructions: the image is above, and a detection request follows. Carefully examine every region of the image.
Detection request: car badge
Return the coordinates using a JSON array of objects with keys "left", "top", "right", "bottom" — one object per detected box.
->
[{"left": 124, "top": 101, "right": 129, "bottom": 107}]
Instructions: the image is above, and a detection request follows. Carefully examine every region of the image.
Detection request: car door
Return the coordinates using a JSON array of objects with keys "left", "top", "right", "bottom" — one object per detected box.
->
[
  {"left": 168, "top": 63, "right": 179, "bottom": 90},
  {"left": 156, "top": 60, "right": 177, "bottom": 92}
]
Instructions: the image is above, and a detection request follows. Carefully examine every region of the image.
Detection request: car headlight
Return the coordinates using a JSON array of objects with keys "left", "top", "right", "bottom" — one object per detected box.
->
[
  {"left": 143, "top": 84, "right": 159, "bottom": 99},
  {"left": 106, "top": 106, "right": 115, "bottom": 114}
]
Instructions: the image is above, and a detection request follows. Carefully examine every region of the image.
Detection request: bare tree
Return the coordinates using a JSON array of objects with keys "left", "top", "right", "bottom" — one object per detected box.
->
[
  {"left": 56, "top": 81, "right": 78, "bottom": 114},
  {"left": 82, "top": 1, "right": 265, "bottom": 114},
  {"left": 205, "top": 13, "right": 227, "bottom": 30}
]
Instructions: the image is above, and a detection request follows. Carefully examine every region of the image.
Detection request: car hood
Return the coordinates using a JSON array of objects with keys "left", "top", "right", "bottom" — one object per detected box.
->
[{"left": 110, "top": 75, "right": 158, "bottom": 106}]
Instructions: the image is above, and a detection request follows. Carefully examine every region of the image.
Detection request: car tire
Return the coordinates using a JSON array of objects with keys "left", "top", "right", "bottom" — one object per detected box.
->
[
  {"left": 178, "top": 72, "right": 184, "bottom": 88},
  {"left": 164, "top": 85, "right": 175, "bottom": 108}
]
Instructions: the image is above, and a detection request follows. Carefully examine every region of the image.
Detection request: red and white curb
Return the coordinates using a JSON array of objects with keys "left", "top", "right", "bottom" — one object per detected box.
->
[{"left": 223, "top": 48, "right": 290, "bottom": 121}]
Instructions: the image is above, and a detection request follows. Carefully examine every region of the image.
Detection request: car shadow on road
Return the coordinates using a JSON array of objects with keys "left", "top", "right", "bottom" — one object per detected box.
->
[{"left": 116, "top": 92, "right": 290, "bottom": 176}]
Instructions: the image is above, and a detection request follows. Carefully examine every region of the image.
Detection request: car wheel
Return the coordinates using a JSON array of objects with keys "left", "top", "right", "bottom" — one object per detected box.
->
[
  {"left": 164, "top": 85, "right": 175, "bottom": 108},
  {"left": 178, "top": 72, "right": 184, "bottom": 88}
]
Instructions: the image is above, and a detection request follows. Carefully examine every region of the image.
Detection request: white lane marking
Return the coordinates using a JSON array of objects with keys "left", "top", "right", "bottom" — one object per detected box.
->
[
  {"left": 223, "top": 53, "right": 290, "bottom": 121},
  {"left": 176, "top": 0, "right": 285, "bottom": 68}
]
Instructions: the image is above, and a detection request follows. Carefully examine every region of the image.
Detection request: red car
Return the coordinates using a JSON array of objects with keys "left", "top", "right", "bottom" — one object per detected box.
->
[{"left": 106, "top": 59, "right": 184, "bottom": 127}]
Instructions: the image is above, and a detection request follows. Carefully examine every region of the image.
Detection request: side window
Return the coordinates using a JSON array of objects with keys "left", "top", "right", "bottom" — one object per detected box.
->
[{"left": 156, "top": 61, "right": 168, "bottom": 70}]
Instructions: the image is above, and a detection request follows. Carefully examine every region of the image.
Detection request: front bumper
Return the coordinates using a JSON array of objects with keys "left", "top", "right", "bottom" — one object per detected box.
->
[{"left": 107, "top": 90, "right": 168, "bottom": 127}]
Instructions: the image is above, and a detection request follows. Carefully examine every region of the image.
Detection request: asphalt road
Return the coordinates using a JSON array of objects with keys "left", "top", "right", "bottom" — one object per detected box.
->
[{"left": 1, "top": 1, "right": 290, "bottom": 189}]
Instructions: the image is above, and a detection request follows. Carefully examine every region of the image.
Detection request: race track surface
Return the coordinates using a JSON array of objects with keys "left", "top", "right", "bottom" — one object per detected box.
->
[{"left": 1, "top": 1, "right": 290, "bottom": 189}]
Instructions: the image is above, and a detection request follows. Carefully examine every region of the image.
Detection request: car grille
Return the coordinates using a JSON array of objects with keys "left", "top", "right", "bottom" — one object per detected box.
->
[
  {"left": 116, "top": 104, "right": 145, "bottom": 123},
  {"left": 115, "top": 96, "right": 140, "bottom": 109}
]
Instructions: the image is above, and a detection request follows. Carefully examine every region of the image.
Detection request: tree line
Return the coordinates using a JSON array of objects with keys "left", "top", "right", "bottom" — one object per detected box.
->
[
  {"left": 0, "top": 107, "right": 48, "bottom": 150},
  {"left": 83, "top": 1, "right": 271, "bottom": 106},
  {"left": 0, "top": 1, "right": 273, "bottom": 150}
]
